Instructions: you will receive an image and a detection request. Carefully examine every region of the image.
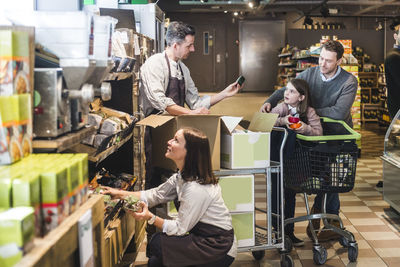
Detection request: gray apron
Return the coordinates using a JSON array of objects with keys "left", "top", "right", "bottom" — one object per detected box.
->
[{"left": 144, "top": 54, "right": 186, "bottom": 189}]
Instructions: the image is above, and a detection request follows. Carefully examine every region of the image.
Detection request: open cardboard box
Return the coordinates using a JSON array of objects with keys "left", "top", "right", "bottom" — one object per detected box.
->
[
  {"left": 137, "top": 112, "right": 278, "bottom": 171},
  {"left": 221, "top": 112, "right": 278, "bottom": 169},
  {"left": 137, "top": 114, "right": 221, "bottom": 170}
]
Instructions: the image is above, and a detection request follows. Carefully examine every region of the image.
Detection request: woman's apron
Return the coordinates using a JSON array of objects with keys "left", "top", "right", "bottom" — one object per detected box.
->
[{"left": 160, "top": 221, "right": 234, "bottom": 267}]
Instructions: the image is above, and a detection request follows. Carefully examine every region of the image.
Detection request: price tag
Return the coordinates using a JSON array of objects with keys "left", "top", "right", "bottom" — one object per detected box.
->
[{"left": 78, "top": 209, "right": 94, "bottom": 267}]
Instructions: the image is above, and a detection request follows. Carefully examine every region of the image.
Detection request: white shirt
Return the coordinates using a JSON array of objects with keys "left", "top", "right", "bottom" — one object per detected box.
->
[
  {"left": 141, "top": 172, "right": 237, "bottom": 257},
  {"left": 139, "top": 51, "right": 211, "bottom": 116},
  {"left": 320, "top": 66, "right": 341, "bottom": 82}
]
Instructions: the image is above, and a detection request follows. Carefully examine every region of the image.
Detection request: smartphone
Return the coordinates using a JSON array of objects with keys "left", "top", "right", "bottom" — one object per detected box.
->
[{"left": 236, "top": 75, "right": 245, "bottom": 86}]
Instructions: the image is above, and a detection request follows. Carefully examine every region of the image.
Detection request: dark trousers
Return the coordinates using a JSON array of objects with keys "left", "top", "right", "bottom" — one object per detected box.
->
[
  {"left": 147, "top": 232, "right": 235, "bottom": 267},
  {"left": 271, "top": 130, "right": 341, "bottom": 235},
  {"left": 271, "top": 130, "right": 297, "bottom": 234}
]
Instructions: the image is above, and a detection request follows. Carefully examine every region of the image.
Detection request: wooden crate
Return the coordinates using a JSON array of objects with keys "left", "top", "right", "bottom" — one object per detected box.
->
[{"left": 15, "top": 194, "right": 105, "bottom": 267}]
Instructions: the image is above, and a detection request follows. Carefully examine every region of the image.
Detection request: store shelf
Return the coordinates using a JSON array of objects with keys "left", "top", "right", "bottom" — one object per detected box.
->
[
  {"left": 278, "top": 74, "right": 295, "bottom": 77},
  {"left": 278, "top": 63, "right": 296, "bottom": 67},
  {"left": 69, "top": 132, "right": 133, "bottom": 165},
  {"left": 278, "top": 52, "right": 292, "bottom": 57},
  {"left": 32, "top": 126, "right": 97, "bottom": 153},
  {"left": 292, "top": 54, "right": 319, "bottom": 60},
  {"left": 16, "top": 194, "right": 105, "bottom": 267}
]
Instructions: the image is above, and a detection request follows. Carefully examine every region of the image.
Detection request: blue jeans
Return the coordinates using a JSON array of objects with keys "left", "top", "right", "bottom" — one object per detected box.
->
[{"left": 313, "top": 192, "right": 340, "bottom": 215}]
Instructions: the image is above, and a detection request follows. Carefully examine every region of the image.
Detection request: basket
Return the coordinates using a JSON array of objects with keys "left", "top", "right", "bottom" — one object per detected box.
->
[{"left": 284, "top": 117, "right": 361, "bottom": 194}]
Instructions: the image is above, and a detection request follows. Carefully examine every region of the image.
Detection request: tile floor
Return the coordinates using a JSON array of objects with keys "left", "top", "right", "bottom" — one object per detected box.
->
[{"left": 133, "top": 124, "right": 397, "bottom": 267}]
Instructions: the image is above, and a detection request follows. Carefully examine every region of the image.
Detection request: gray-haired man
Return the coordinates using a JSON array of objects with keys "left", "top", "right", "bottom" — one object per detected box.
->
[{"left": 140, "top": 21, "right": 242, "bottom": 189}]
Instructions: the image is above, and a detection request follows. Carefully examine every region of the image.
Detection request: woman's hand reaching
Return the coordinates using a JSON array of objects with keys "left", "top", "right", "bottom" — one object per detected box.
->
[{"left": 100, "top": 186, "right": 126, "bottom": 199}]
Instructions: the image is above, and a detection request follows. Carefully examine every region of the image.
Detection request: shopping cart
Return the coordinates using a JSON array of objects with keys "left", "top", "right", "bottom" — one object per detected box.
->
[
  {"left": 283, "top": 117, "right": 361, "bottom": 265},
  {"left": 215, "top": 127, "right": 294, "bottom": 267}
]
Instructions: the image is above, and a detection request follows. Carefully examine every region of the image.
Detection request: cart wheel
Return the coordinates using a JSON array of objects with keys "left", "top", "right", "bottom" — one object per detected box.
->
[
  {"left": 312, "top": 245, "right": 327, "bottom": 265},
  {"left": 284, "top": 235, "right": 293, "bottom": 253},
  {"left": 339, "top": 236, "right": 349, "bottom": 247},
  {"left": 348, "top": 242, "right": 358, "bottom": 262},
  {"left": 252, "top": 250, "right": 265, "bottom": 261},
  {"left": 280, "top": 254, "right": 294, "bottom": 267}
]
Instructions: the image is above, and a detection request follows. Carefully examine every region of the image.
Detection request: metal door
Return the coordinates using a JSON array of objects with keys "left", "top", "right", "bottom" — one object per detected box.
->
[
  {"left": 239, "top": 20, "right": 285, "bottom": 92},
  {"left": 182, "top": 24, "right": 226, "bottom": 92}
]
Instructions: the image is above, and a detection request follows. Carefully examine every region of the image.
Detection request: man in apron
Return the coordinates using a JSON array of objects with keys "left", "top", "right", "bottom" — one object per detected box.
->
[{"left": 139, "top": 21, "right": 242, "bottom": 244}]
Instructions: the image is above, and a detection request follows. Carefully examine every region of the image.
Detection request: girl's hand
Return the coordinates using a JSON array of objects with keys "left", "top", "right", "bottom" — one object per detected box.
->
[
  {"left": 100, "top": 186, "right": 124, "bottom": 199},
  {"left": 126, "top": 201, "right": 152, "bottom": 221},
  {"left": 283, "top": 115, "right": 291, "bottom": 125},
  {"left": 292, "top": 121, "right": 305, "bottom": 131}
]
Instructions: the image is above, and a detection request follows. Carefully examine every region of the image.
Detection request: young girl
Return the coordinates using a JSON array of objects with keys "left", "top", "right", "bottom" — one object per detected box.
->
[
  {"left": 271, "top": 78, "right": 323, "bottom": 136},
  {"left": 270, "top": 78, "right": 322, "bottom": 247}
]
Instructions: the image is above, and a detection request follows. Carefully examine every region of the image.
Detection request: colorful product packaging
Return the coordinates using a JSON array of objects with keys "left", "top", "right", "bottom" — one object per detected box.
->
[
  {"left": 40, "top": 165, "right": 69, "bottom": 234},
  {"left": 12, "top": 172, "right": 42, "bottom": 237},
  {"left": 0, "top": 207, "right": 35, "bottom": 267}
]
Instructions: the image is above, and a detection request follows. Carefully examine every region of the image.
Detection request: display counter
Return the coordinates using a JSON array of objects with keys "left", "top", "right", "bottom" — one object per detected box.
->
[{"left": 381, "top": 109, "right": 400, "bottom": 212}]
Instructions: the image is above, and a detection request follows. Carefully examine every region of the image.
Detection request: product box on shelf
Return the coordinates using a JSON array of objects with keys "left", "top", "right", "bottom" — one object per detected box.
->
[
  {"left": 218, "top": 175, "right": 254, "bottom": 212},
  {"left": 0, "top": 94, "right": 32, "bottom": 165},
  {"left": 40, "top": 165, "right": 69, "bottom": 234},
  {"left": 0, "top": 207, "right": 35, "bottom": 267},
  {"left": 231, "top": 212, "right": 255, "bottom": 247},
  {"left": 221, "top": 112, "right": 278, "bottom": 169},
  {"left": 12, "top": 172, "right": 42, "bottom": 237},
  {"left": 137, "top": 114, "right": 221, "bottom": 170},
  {"left": 73, "top": 153, "right": 89, "bottom": 205},
  {"left": 0, "top": 30, "right": 30, "bottom": 96}
]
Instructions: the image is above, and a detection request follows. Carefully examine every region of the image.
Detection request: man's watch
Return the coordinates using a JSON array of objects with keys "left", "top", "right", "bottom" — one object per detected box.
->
[{"left": 148, "top": 214, "right": 156, "bottom": 225}]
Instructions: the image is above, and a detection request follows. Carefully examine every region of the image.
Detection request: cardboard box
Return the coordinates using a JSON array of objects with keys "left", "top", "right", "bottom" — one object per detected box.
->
[
  {"left": 221, "top": 112, "right": 278, "bottom": 169},
  {"left": 0, "top": 207, "right": 35, "bottom": 267},
  {"left": 40, "top": 166, "right": 69, "bottom": 234},
  {"left": 0, "top": 30, "right": 30, "bottom": 96},
  {"left": 12, "top": 172, "right": 42, "bottom": 237},
  {"left": 231, "top": 212, "right": 255, "bottom": 247},
  {"left": 137, "top": 114, "right": 221, "bottom": 170},
  {"left": 219, "top": 175, "right": 254, "bottom": 212}
]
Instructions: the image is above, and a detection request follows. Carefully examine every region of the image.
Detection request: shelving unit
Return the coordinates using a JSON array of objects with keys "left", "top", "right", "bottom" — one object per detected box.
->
[
  {"left": 32, "top": 126, "right": 96, "bottom": 153},
  {"left": 359, "top": 72, "right": 380, "bottom": 123},
  {"left": 68, "top": 132, "right": 134, "bottom": 165},
  {"left": 16, "top": 195, "right": 105, "bottom": 267}
]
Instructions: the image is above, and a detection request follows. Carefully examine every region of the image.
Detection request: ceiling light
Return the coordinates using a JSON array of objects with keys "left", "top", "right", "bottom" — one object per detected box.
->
[
  {"left": 248, "top": 2, "right": 254, "bottom": 8},
  {"left": 233, "top": 11, "right": 238, "bottom": 16},
  {"left": 224, "top": 10, "right": 228, "bottom": 13}
]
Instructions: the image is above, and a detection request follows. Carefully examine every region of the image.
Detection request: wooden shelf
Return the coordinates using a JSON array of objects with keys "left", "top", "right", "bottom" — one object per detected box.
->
[
  {"left": 292, "top": 54, "right": 319, "bottom": 60},
  {"left": 278, "top": 63, "right": 296, "bottom": 67},
  {"left": 32, "top": 126, "right": 97, "bottom": 153},
  {"left": 16, "top": 195, "right": 105, "bottom": 267},
  {"left": 278, "top": 74, "right": 295, "bottom": 77},
  {"left": 278, "top": 52, "right": 292, "bottom": 57},
  {"left": 69, "top": 132, "right": 133, "bottom": 165}
]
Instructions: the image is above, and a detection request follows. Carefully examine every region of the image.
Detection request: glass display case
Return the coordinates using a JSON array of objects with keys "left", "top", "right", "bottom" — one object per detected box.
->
[{"left": 382, "top": 109, "right": 400, "bottom": 213}]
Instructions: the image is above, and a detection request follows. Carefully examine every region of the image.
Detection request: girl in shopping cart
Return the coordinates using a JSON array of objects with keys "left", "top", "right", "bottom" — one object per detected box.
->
[
  {"left": 270, "top": 78, "right": 323, "bottom": 247},
  {"left": 270, "top": 78, "right": 323, "bottom": 136}
]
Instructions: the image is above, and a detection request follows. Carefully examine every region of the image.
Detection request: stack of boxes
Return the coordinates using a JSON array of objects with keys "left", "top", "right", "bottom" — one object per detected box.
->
[
  {"left": 0, "top": 153, "right": 89, "bottom": 266},
  {"left": 146, "top": 112, "right": 278, "bottom": 248},
  {"left": 0, "top": 28, "right": 33, "bottom": 165}
]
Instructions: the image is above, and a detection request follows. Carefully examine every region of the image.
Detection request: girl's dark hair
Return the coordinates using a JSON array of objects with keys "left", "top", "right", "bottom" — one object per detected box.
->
[
  {"left": 288, "top": 78, "right": 311, "bottom": 123},
  {"left": 180, "top": 127, "right": 217, "bottom": 185}
]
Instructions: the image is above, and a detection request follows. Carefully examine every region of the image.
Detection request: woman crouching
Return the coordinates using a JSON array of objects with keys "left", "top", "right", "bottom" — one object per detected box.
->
[{"left": 102, "top": 127, "right": 236, "bottom": 267}]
